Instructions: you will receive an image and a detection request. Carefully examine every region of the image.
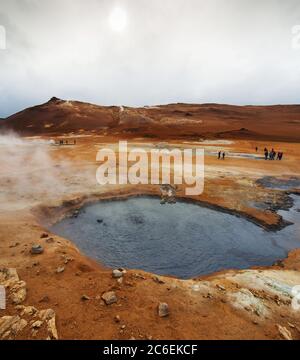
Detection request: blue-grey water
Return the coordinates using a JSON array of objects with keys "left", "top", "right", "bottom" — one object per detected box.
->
[{"left": 50, "top": 195, "right": 300, "bottom": 279}]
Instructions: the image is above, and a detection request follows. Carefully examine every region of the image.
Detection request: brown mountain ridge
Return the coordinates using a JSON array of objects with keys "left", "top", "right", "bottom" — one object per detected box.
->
[{"left": 1, "top": 97, "right": 300, "bottom": 141}]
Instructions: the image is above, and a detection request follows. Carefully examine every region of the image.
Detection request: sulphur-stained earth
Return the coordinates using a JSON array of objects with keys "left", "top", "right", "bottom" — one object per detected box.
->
[{"left": 1, "top": 99, "right": 300, "bottom": 340}]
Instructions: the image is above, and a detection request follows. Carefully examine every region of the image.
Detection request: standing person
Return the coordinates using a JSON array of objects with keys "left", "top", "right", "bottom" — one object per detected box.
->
[
  {"left": 277, "top": 152, "right": 281, "bottom": 160},
  {"left": 280, "top": 152, "right": 283, "bottom": 160},
  {"left": 222, "top": 152, "right": 225, "bottom": 160},
  {"left": 218, "top": 151, "right": 221, "bottom": 159},
  {"left": 264, "top": 150, "right": 268, "bottom": 160},
  {"left": 255, "top": 146, "right": 258, "bottom": 152},
  {"left": 271, "top": 148, "right": 275, "bottom": 160}
]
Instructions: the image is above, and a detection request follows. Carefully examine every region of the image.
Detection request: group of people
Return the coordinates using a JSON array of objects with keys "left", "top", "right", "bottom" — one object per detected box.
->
[
  {"left": 263, "top": 147, "right": 284, "bottom": 161},
  {"left": 217, "top": 151, "right": 226, "bottom": 160},
  {"left": 55, "top": 139, "right": 77, "bottom": 146}
]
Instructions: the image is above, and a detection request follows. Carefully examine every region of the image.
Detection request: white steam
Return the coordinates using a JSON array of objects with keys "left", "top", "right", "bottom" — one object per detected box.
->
[{"left": 0, "top": 132, "right": 95, "bottom": 210}]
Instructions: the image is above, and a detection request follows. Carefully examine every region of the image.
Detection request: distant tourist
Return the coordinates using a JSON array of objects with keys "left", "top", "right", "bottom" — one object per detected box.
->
[
  {"left": 255, "top": 146, "right": 258, "bottom": 152},
  {"left": 269, "top": 149, "right": 276, "bottom": 160},
  {"left": 264, "top": 150, "right": 269, "bottom": 160},
  {"left": 222, "top": 152, "right": 225, "bottom": 160},
  {"left": 218, "top": 151, "right": 221, "bottom": 159},
  {"left": 277, "top": 152, "right": 283, "bottom": 160}
]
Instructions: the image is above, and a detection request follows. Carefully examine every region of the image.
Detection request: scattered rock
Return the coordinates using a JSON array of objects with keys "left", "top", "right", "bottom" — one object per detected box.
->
[
  {"left": 288, "top": 322, "right": 295, "bottom": 329},
  {"left": 9, "top": 242, "right": 20, "bottom": 248},
  {"left": 10, "top": 281, "right": 27, "bottom": 304},
  {"left": 56, "top": 266, "right": 65, "bottom": 274},
  {"left": 101, "top": 291, "right": 117, "bottom": 305},
  {"left": 112, "top": 268, "right": 126, "bottom": 279},
  {"left": 112, "top": 269, "right": 124, "bottom": 279},
  {"left": 277, "top": 324, "right": 293, "bottom": 340},
  {"left": 0, "top": 316, "right": 21, "bottom": 337},
  {"left": 121, "top": 325, "right": 126, "bottom": 330},
  {"left": 216, "top": 284, "right": 226, "bottom": 291},
  {"left": 31, "top": 320, "right": 43, "bottom": 329},
  {"left": 0, "top": 268, "right": 19, "bottom": 287},
  {"left": 40, "top": 233, "right": 49, "bottom": 239},
  {"left": 132, "top": 273, "right": 146, "bottom": 280},
  {"left": 153, "top": 276, "right": 165, "bottom": 284},
  {"left": 31, "top": 244, "right": 44, "bottom": 255},
  {"left": 20, "top": 306, "right": 38, "bottom": 316},
  {"left": 46, "top": 238, "right": 54, "bottom": 244},
  {"left": 47, "top": 317, "right": 58, "bottom": 340},
  {"left": 11, "top": 319, "right": 27, "bottom": 335},
  {"left": 158, "top": 302, "right": 169, "bottom": 317},
  {"left": 39, "top": 296, "right": 50, "bottom": 303},
  {"left": 114, "top": 315, "right": 120, "bottom": 323},
  {"left": 38, "top": 309, "right": 55, "bottom": 321},
  {"left": 81, "top": 295, "right": 90, "bottom": 301}
]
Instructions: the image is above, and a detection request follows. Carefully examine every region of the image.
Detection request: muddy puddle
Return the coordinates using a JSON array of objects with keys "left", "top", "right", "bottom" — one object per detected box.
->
[{"left": 50, "top": 195, "right": 300, "bottom": 279}]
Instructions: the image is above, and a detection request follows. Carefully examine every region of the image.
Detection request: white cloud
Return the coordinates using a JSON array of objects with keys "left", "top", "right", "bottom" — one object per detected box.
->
[{"left": 0, "top": 0, "right": 300, "bottom": 117}]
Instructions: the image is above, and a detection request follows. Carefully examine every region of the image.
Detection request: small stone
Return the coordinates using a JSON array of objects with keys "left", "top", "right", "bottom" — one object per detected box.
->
[
  {"left": 158, "top": 302, "right": 169, "bottom": 317},
  {"left": 21, "top": 306, "right": 38, "bottom": 316},
  {"left": 40, "top": 233, "right": 49, "bottom": 239},
  {"left": 10, "top": 281, "right": 27, "bottom": 304},
  {"left": 38, "top": 309, "right": 55, "bottom": 321},
  {"left": 254, "top": 309, "right": 261, "bottom": 317},
  {"left": 114, "top": 315, "right": 121, "bottom": 323},
  {"left": 0, "top": 316, "right": 21, "bottom": 337},
  {"left": 117, "top": 278, "right": 123, "bottom": 285},
  {"left": 216, "top": 284, "right": 226, "bottom": 291},
  {"left": 47, "top": 317, "right": 58, "bottom": 340},
  {"left": 112, "top": 269, "right": 126, "bottom": 279},
  {"left": 31, "top": 320, "right": 43, "bottom": 329},
  {"left": 121, "top": 325, "right": 126, "bottom": 329},
  {"left": 288, "top": 322, "right": 295, "bottom": 329},
  {"left": 277, "top": 324, "right": 293, "bottom": 340},
  {"left": 46, "top": 238, "right": 54, "bottom": 244},
  {"left": 31, "top": 244, "right": 44, "bottom": 255},
  {"left": 153, "top": 276, "right": 165, "bottom": 284},
  {"left": 39, "top": 296, "right": 50, "bottom": 303},
  {"left": 81, "top": 295, "right": 90, "bottom": 301},
  {"left": 11, "top": 319, "right": 28, "bottom": 334},
  {"left": 9, "top": 242, "right": 20, "bottom": 248},
  {"left": 101, "top": 291, "right": 117, "bottom": 305},
  {"left": 56, "top": 266, "right": 65, "bottom": 274}
]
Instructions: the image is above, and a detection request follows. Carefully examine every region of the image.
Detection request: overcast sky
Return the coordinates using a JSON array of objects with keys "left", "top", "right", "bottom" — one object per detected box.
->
[{"left": 0, "top": 0, "right": 300, "bottom": 117}]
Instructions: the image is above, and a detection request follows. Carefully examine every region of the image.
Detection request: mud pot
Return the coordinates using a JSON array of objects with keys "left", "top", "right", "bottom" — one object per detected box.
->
[{"left": 50, "top": 195, "right": 300, "bottom": 279}]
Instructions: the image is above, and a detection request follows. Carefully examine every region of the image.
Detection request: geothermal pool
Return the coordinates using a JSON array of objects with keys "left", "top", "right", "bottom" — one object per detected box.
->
[{"left": 50, "top": 196, "right": 300, "bottom": 279}]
